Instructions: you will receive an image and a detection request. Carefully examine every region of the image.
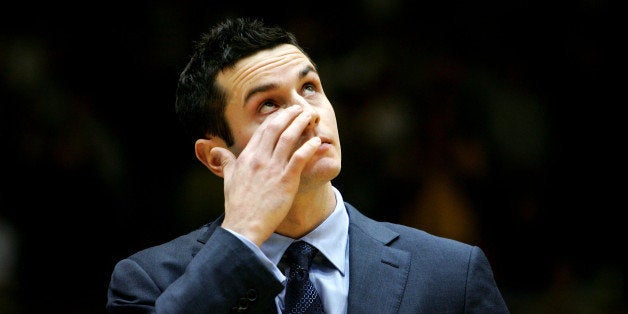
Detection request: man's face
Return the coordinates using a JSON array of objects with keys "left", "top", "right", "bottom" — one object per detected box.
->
[{"left": 216, "top": 44, "right": 342, "bottom": 189}]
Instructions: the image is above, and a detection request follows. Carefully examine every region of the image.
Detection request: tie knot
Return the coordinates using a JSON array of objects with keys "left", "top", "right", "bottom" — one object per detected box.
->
[{"left": 284, "top": 241, "right": 318, "bottom": 271}]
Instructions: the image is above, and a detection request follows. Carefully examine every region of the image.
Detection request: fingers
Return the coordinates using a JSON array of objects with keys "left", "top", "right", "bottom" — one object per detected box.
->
[
  {"left": 285, "top": 136, "right": 321, "bottom": 175},
  {"left": 272, "top": 108, "right": 316, "bottom": 161},
  {"left": 238, "top": 104, "right": 319, "bottom": 173},
  {"left": 247, "top": 105, "right": 303, "bottom": 157}
]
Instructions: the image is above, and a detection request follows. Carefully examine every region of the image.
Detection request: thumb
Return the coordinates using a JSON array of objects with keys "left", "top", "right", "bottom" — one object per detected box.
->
[{"left": 209, "top": 147, "right": 235, "bottom": 178}]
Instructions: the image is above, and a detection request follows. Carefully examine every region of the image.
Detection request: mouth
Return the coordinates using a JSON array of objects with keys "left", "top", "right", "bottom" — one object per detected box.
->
[
  {"left": 296, "top": 135, "right": 332, "bottom": 154},
  {"left": 314, "top": 136, "right": 334, "bottom": 155}
]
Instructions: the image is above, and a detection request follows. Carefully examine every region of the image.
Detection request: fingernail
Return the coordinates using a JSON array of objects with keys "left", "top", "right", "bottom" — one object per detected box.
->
[{"left": 311, "top": 137, "right": 321, "bottom": 145}]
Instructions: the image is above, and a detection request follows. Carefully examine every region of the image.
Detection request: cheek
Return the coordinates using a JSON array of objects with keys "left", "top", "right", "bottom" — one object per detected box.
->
[
  {"left": 231, "top": 118, "right": 267, "bottom": 155},
  {"left": 321, "top": 102, "right": 337, "bottom": 123},
  {"left": 322, "top": 110, "right": 339, "bottom": 134},
  {"left": 230, "top": 129, "right": 252, "bottom": 156},
  {"left": 224, "top": 107, "right": 253, "bottom": 154}
]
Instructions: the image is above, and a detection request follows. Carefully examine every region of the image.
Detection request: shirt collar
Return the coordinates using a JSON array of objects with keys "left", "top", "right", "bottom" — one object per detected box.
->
[{"left": 261, "top": 186, "right": 348, "bottom": 275}]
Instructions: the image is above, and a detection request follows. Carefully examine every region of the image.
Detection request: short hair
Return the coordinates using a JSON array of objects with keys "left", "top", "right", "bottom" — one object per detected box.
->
[{"left": 175, "top": 17, "right": 304, "bottom": 146}]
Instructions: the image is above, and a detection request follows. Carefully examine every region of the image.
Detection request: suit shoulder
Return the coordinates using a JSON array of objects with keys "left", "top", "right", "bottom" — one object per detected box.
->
[
  {"left": 128, "top": 224, "right": 208, "bottom": 262},
  {"left": 346, "top": 201, "right": 472, "bottom": 253},
  {"left": 381, "top": 221, "right": 472, "bottom": 251}
]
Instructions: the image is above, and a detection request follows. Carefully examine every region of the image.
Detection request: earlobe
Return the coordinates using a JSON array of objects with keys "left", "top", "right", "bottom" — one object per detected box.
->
[{"left": 195, "top": 138, "right": 226, "bottom": 178}]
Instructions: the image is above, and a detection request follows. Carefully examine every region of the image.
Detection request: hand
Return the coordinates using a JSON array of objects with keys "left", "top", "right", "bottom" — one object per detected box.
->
[{"left": 211, "top": 105, "right": 322, "bottom": 246}]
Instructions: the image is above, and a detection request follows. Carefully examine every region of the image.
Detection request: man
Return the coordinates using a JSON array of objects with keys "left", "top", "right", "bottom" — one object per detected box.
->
[{"left": 107, "top": 17, "right": 509, "bottom": 313}]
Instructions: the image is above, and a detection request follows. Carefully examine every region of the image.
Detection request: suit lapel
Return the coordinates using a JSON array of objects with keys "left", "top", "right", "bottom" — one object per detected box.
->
[{"left": 346, "top": 204, "right": 410, "bottom": 314}]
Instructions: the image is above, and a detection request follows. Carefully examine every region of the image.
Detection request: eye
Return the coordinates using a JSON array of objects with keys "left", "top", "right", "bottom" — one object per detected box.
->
[
  {"left": 258, "top": 100, "right": 280, "bottom": 114},
  {"left": 303, "top": 83, "right": 316, "bottom": 96}
]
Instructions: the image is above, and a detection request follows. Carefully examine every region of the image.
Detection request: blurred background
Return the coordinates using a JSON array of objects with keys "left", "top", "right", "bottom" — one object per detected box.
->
[{"left": 1, "top": 0, "right": 623, "bottom": 313}]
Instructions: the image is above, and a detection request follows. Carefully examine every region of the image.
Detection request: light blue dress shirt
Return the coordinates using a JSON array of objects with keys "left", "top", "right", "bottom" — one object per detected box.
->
[{"left": 224, "top": 186, "right": 350, "bottom": 313}]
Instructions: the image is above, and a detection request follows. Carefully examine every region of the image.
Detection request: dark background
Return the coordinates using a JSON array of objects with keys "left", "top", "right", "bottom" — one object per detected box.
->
[{"left": 1, "top": 1, "right": 623, "bottom": 313}]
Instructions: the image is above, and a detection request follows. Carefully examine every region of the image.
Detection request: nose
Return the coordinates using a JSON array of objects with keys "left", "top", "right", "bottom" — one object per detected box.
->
[
  {"left": 305, "top": 106, "right": 320, "bottom": 129},
  {"left": 293, "top": 97, "right": 320, "bottom": 129}
]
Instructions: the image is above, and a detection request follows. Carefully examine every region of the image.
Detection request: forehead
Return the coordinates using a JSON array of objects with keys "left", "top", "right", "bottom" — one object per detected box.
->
[{"left": 217, "top": 44, "right": 314, "bottom": 100}]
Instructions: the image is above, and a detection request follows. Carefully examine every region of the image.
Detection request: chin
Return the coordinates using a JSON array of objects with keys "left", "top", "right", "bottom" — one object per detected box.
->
[{"left": 300, "top": 157, "right": 341, "bottom": 185}]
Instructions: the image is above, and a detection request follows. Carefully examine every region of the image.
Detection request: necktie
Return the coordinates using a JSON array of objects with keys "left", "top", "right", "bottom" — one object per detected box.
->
[{"left": 282, "top": 241, "right": 324, "bottom": 314}]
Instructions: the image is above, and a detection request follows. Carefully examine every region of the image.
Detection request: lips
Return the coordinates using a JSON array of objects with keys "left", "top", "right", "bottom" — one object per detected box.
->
[
  {"left": 298, "top": 133, "right": 331, "bottom": 145},
  {"left": 295, "top": 135, "right": 332, "bottom": 154}
]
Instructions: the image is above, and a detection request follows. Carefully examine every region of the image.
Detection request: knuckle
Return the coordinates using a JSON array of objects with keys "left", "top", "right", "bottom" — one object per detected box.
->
[
  {"left": 291, "top": 150, "right": 308, "bottom": 163},
  {"left": 247, "top": 155, "right": 265, "bottom": 170},
  {"left": 265, "top": 118, "right": 285, "bottom": 133},
  {"left": 278, "top": 132, "right": 298, "bottom": 145}
]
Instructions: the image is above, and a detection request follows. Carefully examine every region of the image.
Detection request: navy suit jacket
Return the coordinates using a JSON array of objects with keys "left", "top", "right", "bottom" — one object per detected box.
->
[{"left": 107, "top": 203, "right": 509, "bottom": 313}]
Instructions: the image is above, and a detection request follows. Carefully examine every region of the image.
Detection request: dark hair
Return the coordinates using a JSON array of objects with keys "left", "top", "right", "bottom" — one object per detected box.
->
[{"left": 175, "top": 17, "right": 303, "bottom": 146}]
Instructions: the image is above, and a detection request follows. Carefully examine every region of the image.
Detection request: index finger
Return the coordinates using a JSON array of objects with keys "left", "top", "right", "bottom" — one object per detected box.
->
[{"left": 243, "top": 105, "right": 303, "bottom": 155}]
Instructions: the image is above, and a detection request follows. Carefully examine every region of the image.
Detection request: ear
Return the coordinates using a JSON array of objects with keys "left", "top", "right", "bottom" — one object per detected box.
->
[{"left": 195, "top": 137, "right": 228, "bottom": 178}]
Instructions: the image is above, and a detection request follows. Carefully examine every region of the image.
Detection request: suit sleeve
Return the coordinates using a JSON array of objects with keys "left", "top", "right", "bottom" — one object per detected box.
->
[
  {"left": 106, "top": 227, "right": 283, "bottom": 313},
  {"left": 465, "top": 247, "right": 510, "bottom": 313}
]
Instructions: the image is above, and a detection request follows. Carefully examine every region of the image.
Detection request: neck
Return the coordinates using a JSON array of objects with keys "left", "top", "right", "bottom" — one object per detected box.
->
[{"left": 275, "top": 182, "right": 336, "bottom": 239}]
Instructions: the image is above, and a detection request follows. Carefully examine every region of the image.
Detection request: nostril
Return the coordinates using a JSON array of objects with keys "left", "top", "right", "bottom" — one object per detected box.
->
[{"left": 306, "top": 114, "right": 319, "bottom": 127}]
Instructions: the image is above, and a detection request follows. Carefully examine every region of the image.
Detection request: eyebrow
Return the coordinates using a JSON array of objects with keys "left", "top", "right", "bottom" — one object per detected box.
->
[{"left": 243, "top": 65, "right": 317, "bottom": 105}]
